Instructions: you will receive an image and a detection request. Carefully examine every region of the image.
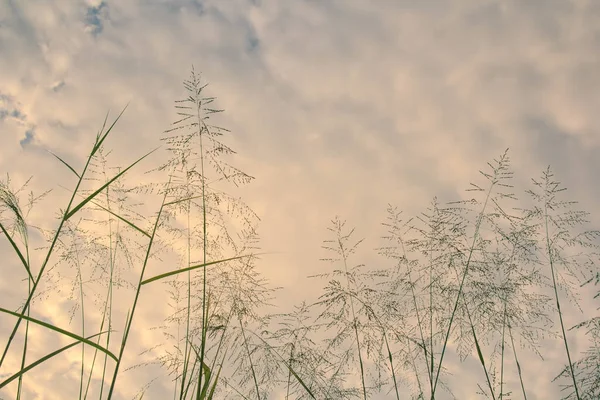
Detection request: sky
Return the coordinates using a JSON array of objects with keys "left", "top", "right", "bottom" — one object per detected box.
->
[{"left": 1, "top": 0, "right": 600, "bottom": 399}]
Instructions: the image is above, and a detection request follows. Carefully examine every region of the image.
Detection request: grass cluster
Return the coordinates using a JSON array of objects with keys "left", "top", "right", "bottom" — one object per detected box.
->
[{"left": 1, "top": 68, "right": 599, "bottom": 399}]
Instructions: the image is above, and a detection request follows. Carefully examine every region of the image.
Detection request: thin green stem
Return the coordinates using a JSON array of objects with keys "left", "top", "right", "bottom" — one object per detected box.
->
[
  {"left": 107, "top": 177, "right": 172, "bottom": 399},
  {"left": 239, "top": 317, "right": 261, "bottom": 399},
  {"left": 432, "top": 178, "right": 495, "bottom": 398},
  {"left": 198, "top": 85, "right": 209, "bottom": 397},
  {"left": 339, "top": 237, "right": 367, "bottom": 400},
  {"left": 500, "top": 301, "right": 507, "bottom": 400},
  {"left": 508, "top": 323, "right": 528, "bottom": 400},
  {"left": 544, "top": 203, "right": 581, "bottom": 399}
]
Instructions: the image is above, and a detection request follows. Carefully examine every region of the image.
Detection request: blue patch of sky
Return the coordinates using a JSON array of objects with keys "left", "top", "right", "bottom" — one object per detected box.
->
[
  {"left": 20, "top": 129, "right": 34, "bottom": 148},
  {"left": 11, "top": 109, "right": 24, "bottom": 119},
  {"left": 85, "top": 1, "right": 108, "bottom": 37},
  {"left": 0, "top": 96, "right": 26, "bottom": 122}
]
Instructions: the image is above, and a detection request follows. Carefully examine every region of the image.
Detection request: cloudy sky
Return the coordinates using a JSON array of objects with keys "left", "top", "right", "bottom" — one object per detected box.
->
[{"left": 1, "top": 0, "right": 600, "bottom": 399}]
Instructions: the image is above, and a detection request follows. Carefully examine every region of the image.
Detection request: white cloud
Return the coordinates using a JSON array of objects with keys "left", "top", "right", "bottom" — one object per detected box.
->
[{"left": 1, "top": 0, "right": 600, "bottom": 399}]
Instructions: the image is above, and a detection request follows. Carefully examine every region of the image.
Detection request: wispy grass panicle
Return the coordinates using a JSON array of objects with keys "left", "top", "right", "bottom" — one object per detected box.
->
[
  {"left": 138, "top": 66, "right": 273, "bottom": 400},
  {"left": 310, "top": 217, "right": 392, "bottom": 399},
  {"left": 260, "top": 303, "right": 342, "bottom": 399},
  {"left": 556, "top": 310, "right": 600, "bottom": 399},
  {"left": 560, "top": 264, "right": 600, "bottom": 399},
  {"left": 378, "top": 199, "right": 466, "bottom": 399},
  {"left": 523, "top": 167, "right": 600, "bottom": 400}
]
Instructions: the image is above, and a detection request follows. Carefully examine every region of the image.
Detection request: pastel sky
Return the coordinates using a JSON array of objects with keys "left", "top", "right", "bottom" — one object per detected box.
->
[{"left": 1, "top": 1, "right": 600, "bottom": 399}]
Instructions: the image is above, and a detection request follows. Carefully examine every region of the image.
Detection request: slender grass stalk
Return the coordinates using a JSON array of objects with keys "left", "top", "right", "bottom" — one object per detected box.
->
[
  {"left": 15, "top": 278, "right": 31, "bottom": 400},
  {"left": 79, "top": 160, "right": 134, "bottom": 400},
  {"left": 360, "top": 302, "right": 400, "bottom": 399},
  {"left": 500, "top": 300, "right": 506, "bottom": 400},
  {"left": 428, "top": 250, "right": 434, "bottom": 396},
  {"left": 239, "top": 316, "right": 261, "bottom": 399},
  {"left": 198, "top": 300, "right": 233, "bottom": 399},
  {"left": 106, "top": 175, "right": 173, "bottom": 399},
  {"left": 75, "top": 237, "right": 87, "bottom": 400},
  {"left": 345, "top": 269, "right": 368, "bottom": 400},
  {"left": 180, "top": 339, "right": 195, "bottom": 399},
  {"left": 544, "top": 201, "right": 581, "bottom": 399},
  {"left": 380, "top": 207, "right": 433, "bottom": 393},
  {"left": 179, "top": 204, "right": 193, "bottom": 400},
  {"left": 97, "top": 168, "right": 122, "bottom": 400},
  {"left": 318, "top": 218, "right": 368, "bottom": 399},
  {"left": 405, "top": 336, "right": 424, "bottom": 399},
  {"left": 198, "top": 83, "right": 210, "bottom": 399},
  {"left": 285, "top": 342, "right": 295, "bottom": 399},
  {"left": 463, "top": 296, "right": 496, "bottom": 399},
  {"left": 508, "top": 322, "right": 528, "bottom": 399},
  {"left": 524, "top": 167, "right": 600, "bottom": 399},
  {"left": 431, "top": 151, "right": 511, "bottom": 399},
  {"left": 444, "top": 231, "right": 498, "bottom": 399},
  {"left": 431, "top": 204, "right": 487, "bottom": 398}
]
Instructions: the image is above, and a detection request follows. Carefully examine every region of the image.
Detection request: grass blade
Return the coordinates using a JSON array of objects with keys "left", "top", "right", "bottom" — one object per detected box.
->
[
  {"left": 65, "top": 147, "right": 158, "bottom": 220},
  {"left": 0, "top": 332, "right": 107, "bottom": 389},
  {"left": 205, "top": 362, "right": 223, "bottom": 400},
  {"left": 47, "top": 150, "right": 81, "bottom": 178},
  {"left": 0, "top": 307, "right": 117, "bottom": 362},
  {"left": 90, "top": 201, "right": 150, "bottom": 238},
  {"left": 140, "top": 253, "right": 268, "bottom": 286},
  {"left": 164, "top": 194, "right": 206, "bottom": 207},
  {"left": 92, "top": 105, "right": 129, "bottom": 157},
  {"left": 186, "top": 340, "right": 212, "bottom": 400},
  {"left": 0, "top": 222, "right": 33, "bottom": 282}
]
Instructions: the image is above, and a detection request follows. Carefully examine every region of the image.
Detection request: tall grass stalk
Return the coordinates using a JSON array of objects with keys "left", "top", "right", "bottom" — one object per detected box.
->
[
  {"left": 314, "top": 218, "right": 369, "bottom": 398},
  {"left": 524, "top": 168, "right": 600, "bottom": 399},
  {"left": 430, "top": 150, "right": 513, "bottom": 399}
]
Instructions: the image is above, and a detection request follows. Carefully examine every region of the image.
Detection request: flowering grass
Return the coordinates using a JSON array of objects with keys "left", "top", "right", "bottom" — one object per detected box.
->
[{"left": 1, "top": 68, "right": 599, "bottom": 400}]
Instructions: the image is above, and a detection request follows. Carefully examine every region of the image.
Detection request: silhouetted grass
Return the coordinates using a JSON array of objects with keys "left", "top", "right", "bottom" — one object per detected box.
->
[{"left": 1, "top": 68, "right": 599, "bottom": 399}]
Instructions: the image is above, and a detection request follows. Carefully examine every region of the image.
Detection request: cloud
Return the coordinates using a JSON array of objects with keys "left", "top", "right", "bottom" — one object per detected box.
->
[{"left": 1, "top": 0, "right": 600, "bottom": 399}]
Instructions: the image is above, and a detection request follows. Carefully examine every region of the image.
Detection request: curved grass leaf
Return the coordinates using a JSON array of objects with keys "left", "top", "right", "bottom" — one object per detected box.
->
[
  {"left": 90, "top": 201, "right": 151, "bottom": 238},
  {"left": 92, "top": 105, "right": 129, "bottom": 157},
  {"left": 65, "top": 147, "right": 159, "bottom": 221},
  {"left": 0, "top": 307, "right": 117, "bottom": 362},
  {"left": 140, "top": 253, "right": 268, "bottom": 286},
  {"left": 47, "top": 150, "right": 80, "bottom": 178},
  {"left": 0, "top": 222, "right": 33, "bottom": 282},
  {"left": 0, "top": 332, "right": 106, "bottom": 389}
]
